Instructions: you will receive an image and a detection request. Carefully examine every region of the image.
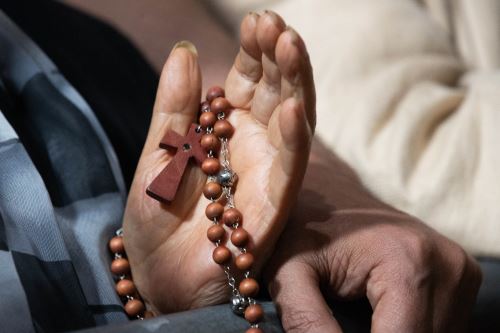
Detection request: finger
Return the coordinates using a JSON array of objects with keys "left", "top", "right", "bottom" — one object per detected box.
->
[
  {"left": 368, "top": 268, "right": 433, "bottom": 333},
  {"left": 124, "top": 41, "right": 203, "bottom": 265},
  {"left": 141, "top": 41, "right": 202, "bottom": 157},
  {"left": 268, "top": 98, "right": 312, "bottom": 211},
  {"left": 431, "top": 243, "right": 482, "bottom": 332},
  {"left": 268, "top": 261, "right": 343, "bottom": 333},
  {"left": 275, "top": 27, "right": 316, "bottom": 131},
  {"left": 251, "top": 10, "right": 286, "bottom": 125},
  {"left": 225, "top": 12, "right": 262, "bottom": 109}
]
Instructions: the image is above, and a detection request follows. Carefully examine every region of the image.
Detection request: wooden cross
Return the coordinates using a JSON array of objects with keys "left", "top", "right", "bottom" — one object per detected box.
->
[{"left": 146, "top": 123, "right": 206, "bottom": 203}]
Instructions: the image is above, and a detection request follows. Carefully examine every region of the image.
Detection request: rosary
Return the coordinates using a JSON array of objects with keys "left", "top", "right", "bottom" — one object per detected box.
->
[{"left": 108, "top": 86, "right": 264, "bottom": 333}]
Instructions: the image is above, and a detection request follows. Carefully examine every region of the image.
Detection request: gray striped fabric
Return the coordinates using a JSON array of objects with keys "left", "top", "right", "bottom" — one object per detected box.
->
[
  {"left": 0, "top": 10, "right": 129, "bottom": 332},
  {"left": 0, "top": 111, "right": 128, "bottom": 332},
  {"left": 0, "top": 232, "right": 34, "bottom": 333}
]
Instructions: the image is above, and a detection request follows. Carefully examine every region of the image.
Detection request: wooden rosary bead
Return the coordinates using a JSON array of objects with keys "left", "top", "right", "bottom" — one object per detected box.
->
[
  {"left": 109, "top": 236, "right": 124, "bottom": 253},
  {"left": 124, "top": 299, "right": 145, "bottom": 317},
  {"left": 239, "top": 278, "right": 260, "bottom": 297},
  {"left": 207, "top": 224, "right": 225, "bottom": 242},
  {"left": 116, "top": 279, "right": 136, "bottom": 296},
  {"left": 214, "top": 119, "right": 234, "bottom": 138},
  {"left": 203, "top": 182, "right": 222, "bottom": 200},
  {"left": 231, "top": 228, "right": 249, "bottom": 247},
  {"left": 199, "top": 111, "right": 217, "bottom": 128},
  {"left": 206, "top": 202, "right": 225, "bottom": 220},
  {"left": 244, "top": 304, "right": 264, "bottom": 324},
  {"left": 212, "top": 245, "right": 232, "bottom": 264},
  {"left": 200, "top": 133, "right": 220, "bottom": 152},
  {"left": 246, "top": 328, "right": 263, "bottom": 333},
  {"left": 222, "top": 208, "right": 242, "bottom": 227},
  {"left": 111, "top": 258, "right": 130, "bottom": 275},
  {"left": 201, "top": 157, "right": 221, "bottom": 175},
  {"left": 210, "top": 97, "right": 231, "bottom": 115},
  {"left": 206, "top": 86, "right": 225, "bottom": 102},
  {"left": 235, "top": 253, "right": 254, "bottom": 271}
]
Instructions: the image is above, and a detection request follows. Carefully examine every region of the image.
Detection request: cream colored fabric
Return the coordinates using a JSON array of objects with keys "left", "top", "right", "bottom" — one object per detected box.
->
[{"left": 213, "top": 0, "right": 500, "bottom": 257}]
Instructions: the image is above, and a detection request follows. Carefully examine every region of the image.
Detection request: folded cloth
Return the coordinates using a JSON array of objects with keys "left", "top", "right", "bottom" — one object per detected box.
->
[
  {"left": 0, "top": 10, "right": 128, "bottom": 331},
  {"left": 213, "top": 0, "right": 500, "bottom": 258}
]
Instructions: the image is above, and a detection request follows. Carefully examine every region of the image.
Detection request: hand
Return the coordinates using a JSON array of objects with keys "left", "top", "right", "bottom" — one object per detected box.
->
[
  {"left": 264, "top": 140, "right": 482, "bottom": 333},
  {"left": 123, "top": 11, "right": 315, "bottom": 314}
]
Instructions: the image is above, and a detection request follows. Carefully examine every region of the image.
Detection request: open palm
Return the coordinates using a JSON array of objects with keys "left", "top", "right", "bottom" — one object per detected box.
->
[{"left": 123, "top": 12, "right": 315, "bottom": 314}]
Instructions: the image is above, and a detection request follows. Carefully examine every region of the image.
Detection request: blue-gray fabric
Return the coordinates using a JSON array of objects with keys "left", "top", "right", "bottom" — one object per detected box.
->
[
  {"left": 73, "top": 302, "right": 283, "bottom": 333},
  {"left": 0, "top": 248, "right": 34, "bottom": 333},
  {"left": 0, "top": 10, "right": 128, "bottom": 332},
  {"left": 0, "top": 110, "right": 128, "bottom": 332},
  {"left": 0, "top": 135, "right": 70, "bottom": 262}
]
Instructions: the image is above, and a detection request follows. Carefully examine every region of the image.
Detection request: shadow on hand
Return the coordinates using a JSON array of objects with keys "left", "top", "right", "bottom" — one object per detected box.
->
[{"left": 265, "top": 139, "right": 400, "bottom": 332}]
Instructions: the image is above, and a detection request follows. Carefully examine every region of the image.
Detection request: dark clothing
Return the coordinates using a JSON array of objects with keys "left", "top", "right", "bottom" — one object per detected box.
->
[{"left": 1, "top": 0, "right": 156, "bottom": 191}]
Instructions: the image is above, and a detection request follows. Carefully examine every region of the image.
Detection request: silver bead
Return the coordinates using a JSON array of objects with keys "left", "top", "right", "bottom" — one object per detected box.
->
[
  {"left": 230, "top": 295, "right": 249, "bottom": 315},
  {"left": 201, "top": 104, "right": 210, "bottom": 113},
  {"left": 217, "top": 169, "right": 237, "bottom": 187}
]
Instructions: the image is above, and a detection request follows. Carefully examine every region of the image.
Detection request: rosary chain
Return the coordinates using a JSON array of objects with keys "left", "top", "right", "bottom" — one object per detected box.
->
[{"left": 215, "top": 120, "right": 258, "bottom": 317}]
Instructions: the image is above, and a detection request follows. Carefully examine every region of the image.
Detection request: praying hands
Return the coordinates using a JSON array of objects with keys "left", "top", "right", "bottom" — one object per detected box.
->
[
  {"left": 123, "top": 11, "right": 313, "bottom": 318},
  {"left": 0, "top": 2, "right": 487, "bottom": 332},
  {"left": 121, "top": 11, "right": 481, "bottom": 333}
]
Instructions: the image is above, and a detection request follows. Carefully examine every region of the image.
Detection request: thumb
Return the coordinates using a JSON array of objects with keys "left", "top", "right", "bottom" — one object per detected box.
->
[{"left": 267, "top": 260, "right": 343, "bottom": 333}]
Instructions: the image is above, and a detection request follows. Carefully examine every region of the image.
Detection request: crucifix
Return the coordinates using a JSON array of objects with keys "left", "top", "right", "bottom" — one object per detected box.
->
[{"left": 146, "top": 124, "right": 206, "bottom": 203}]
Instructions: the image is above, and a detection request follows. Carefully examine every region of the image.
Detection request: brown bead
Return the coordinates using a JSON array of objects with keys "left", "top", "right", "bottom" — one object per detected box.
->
[
  {"left": 207, "top": 224, "right": 225, "bottom": 242},
  {"left": 200, "top": 133, "right": 220, "bottom": 152},
  {"left": 110, "top": 258, "right": 130, "bottom": 275},
  {"left": 144, "top": 310, "right": 155, "bottom": 319},
  {"left": 246, "top": 328, "right": 263, "bottom": 333},
  {"left": 210, "top": 97, "right": 231, "bottom": 115},
  {"left": 222, "top": 208, "right": 242, "bottom": 227},
  {"left": 231, "top": 228, "right": 249, "bottom": 247},
  {"left": 239, "top": 278, "right": 260, "bottom": 297},
  {"left": 206, "top": 202, "right": 224, "bottom": 220},
  {"left": 201, "top": 157, "right": 220, "bottom": 175},
  {"left": 199, "top": 111, "right": 217, "bottom": 128},
  {"left": 116, "top": 279, "right": 136, "bottom": 296},
  {"left": 124, "top": 299, "right": 145, "bottom": 317},
  {"left": 203, "top": 182, "right": 222, "bottom": 200},
  {"left": 235, "top": 253, "right": 254, "bottom": 271},
  {"left": 214, "top": 119, "right": 234, "bottom": 138},
  {"left": 206, "top": 86, "right": 225, "bottom": 102},
  {"left": 212, "top": 246, "right": 232, "bottom": 264},
  {"left": 244, "top": 304, "right": 264, "bottom": 324},
  {"left": 109, "top": 236, "right": 124, "bottom": 253}
]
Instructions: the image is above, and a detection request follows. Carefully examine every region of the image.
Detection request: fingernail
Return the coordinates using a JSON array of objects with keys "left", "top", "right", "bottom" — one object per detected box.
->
[
  {"left": 171, "top": 40, "right": 198, "bottom": 56},
  {"left": 248, "top": 11, "right": 259, "bottom": 20},
  {"left": 285, "top": 26, "right": 300, "bottom": 42}
]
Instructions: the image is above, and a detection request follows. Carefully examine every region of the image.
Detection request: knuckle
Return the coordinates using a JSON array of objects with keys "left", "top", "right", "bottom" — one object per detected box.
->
[
  {"left": 393, "top": 230, "right": 434, "bottom": 270},
  {"left": 449, "top": 247, "right": 469, "bottom": 283},
  {"left": 438, "top": 243, "right": 482, "bottom": 294},
  {"left": 379, "top": 228, "right": 435, "bottom": 287},
  {"left": 402, "top": 232, "right": 433, "bottom": 262},
  {"left": 469, "top": 259, "right": 483, "bottom": 283},
  {"left": 461, "top": 255, "right": 483, "bottom": 291},
  {"left": 444, "top": 245, "right": 481, "bottom": 287}
]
